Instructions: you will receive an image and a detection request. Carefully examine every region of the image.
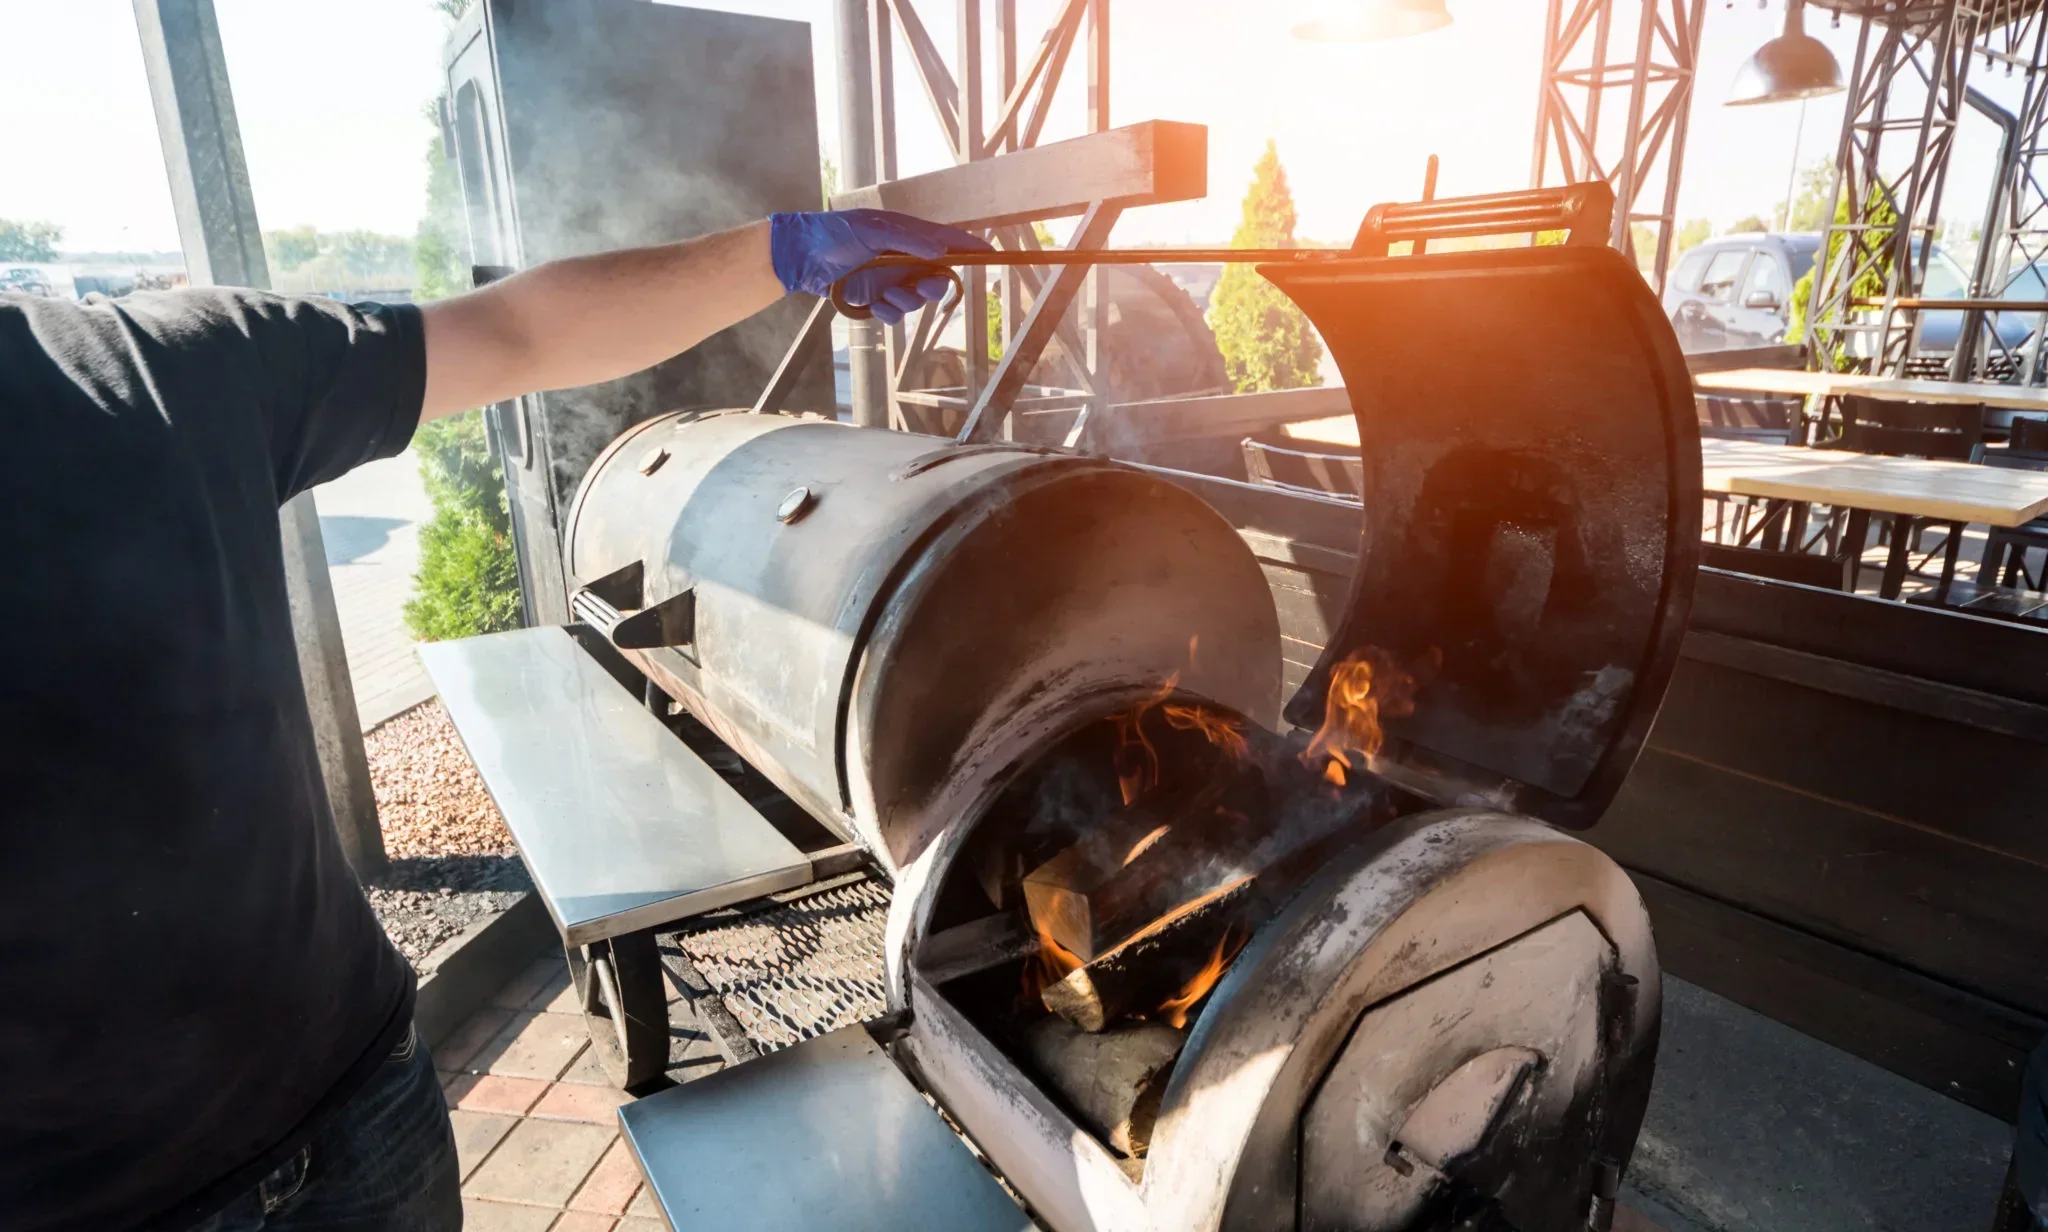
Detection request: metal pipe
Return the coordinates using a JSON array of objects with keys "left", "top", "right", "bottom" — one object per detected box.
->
[
  {"left": 837, "top": 0, "right": 890, "bottom": 428},
  {"left": 133, "top": 0, "right": 385, "bottom": 880},
  {"left": 1957, "top": 84, "right": 2019, "bottom": 381}
]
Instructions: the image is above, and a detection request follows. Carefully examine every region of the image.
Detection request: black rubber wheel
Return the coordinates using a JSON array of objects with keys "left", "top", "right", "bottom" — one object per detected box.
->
[{"left": 565, "top": 931, "right": 667, "bottom": 1092}]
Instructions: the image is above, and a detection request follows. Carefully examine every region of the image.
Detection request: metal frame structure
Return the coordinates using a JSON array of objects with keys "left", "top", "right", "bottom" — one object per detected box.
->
[
  {"left": 1806, "top": 2, "right": 1983, "bottom": 376},
  {"left": 1955, "top": 5, "right": 2048, "bottom": 381},
  {"left": 1794, "top": 1, "right": 2048, "bottom": 382},
  {"left": 1531, "top": 0, "right": 1709, "bottom": 293},
  {"left": 132, "top": 0, "right": 385, "bottom": 879},
  {"left": 809, "top": 0, "right": 1121, "bottom": 442}
]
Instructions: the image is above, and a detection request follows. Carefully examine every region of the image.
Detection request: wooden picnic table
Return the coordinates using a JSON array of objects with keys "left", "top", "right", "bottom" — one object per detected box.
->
[
  {"left": 1697, "top": 437, "right": 2048, "bottom": 528},
  {"left": 1279, "top": 417, "right": 2048, "bottom": 526},
  {"left": 1690, "top": 368, "right": 1887, "bottom": 399},
  {"left": 1691, "top": 367, "right": 2048, "bottom": 417},
  {"left": 1276, "top": 416, "right": 2048, "bottom": 598}
]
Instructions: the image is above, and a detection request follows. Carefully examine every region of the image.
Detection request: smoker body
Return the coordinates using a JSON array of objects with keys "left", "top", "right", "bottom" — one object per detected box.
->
[
  {"left": 564, "top": 411, "right": 1286, "bottom": 871},
  {"left": 435, "top": 186, "right": 1700, "bottom": 1230}
]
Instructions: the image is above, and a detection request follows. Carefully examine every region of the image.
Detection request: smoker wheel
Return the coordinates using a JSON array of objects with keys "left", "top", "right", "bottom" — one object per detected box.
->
[{"left": 566, "top": 931, "right": 668, "bottom": 1093}]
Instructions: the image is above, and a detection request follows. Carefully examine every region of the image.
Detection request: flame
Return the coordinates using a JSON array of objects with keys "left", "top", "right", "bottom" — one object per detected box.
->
[
  {"left": 1121, "top": 823, "right": 1171, "bottom": 868},
  {"left": 1161, "top": 702, "right": 1249, "bottom": 760},
  {"left": 1155, "top": 927, "right": 1246, "bottom": 1029},
  {"left": 1023, "top": 912, "right": 1085, "bottom": 1001},
  {"left": 1300, "top": 651, "right": 1417, "bottom": 787}
]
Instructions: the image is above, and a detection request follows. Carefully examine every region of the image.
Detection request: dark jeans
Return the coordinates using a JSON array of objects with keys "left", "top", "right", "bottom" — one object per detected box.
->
[
  {"left": 192, "top": 1021, "right": 461, "bottom": 1232},
  {"left": 2023, "top": 1035, "right": 2048, "bottom": 1227}
]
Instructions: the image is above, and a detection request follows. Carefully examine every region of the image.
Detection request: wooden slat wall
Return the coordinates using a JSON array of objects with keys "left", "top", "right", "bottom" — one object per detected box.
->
[{"left": 1157, "top": 467, "right": 2048, "bottom": 1121}]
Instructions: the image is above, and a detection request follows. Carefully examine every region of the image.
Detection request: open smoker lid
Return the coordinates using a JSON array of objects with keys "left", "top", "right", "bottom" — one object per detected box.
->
[{"left": 1262, "top": 192, "right": 1699, "bottom": 830}]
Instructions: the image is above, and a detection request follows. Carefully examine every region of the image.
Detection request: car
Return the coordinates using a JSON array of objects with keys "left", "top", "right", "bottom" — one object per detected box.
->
[
  {"left": 1663, "top": 231, "right": 2038, "bottom": 363},
  {"left": 1663, "top": 233, "right": 1819, "bottom": 353}
]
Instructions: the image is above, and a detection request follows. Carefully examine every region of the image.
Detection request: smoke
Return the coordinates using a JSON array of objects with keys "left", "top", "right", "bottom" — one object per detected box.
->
[{"left": 452, "top": 0, "right": 835, "bottom": 508}]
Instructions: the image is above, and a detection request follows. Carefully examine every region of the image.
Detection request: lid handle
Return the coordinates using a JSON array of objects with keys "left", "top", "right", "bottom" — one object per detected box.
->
[{"left": 1350, "top": 182, "right": 1616, "bottom": 256}]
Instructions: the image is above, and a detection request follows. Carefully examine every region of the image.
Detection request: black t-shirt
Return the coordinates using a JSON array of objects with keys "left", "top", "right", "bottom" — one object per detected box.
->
[{"left": 0, "top": 290, "right": 426, "bottom": 1231}]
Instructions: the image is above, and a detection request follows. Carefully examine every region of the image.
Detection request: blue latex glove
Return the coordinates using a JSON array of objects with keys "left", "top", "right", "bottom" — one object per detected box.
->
[{"left": 770, "top": 209, "right": 992, "bottom": 325}]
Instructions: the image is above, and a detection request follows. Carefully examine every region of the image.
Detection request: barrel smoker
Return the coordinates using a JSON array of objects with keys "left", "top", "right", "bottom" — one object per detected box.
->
[{"left": 428, "top": 186, "right": 1700, "bottom": 1232}]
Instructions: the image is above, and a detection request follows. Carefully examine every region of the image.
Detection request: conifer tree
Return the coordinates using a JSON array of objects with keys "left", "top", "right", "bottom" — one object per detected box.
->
[{"left": 1209, "top": 141, "right": 1323, "bottom": 393}]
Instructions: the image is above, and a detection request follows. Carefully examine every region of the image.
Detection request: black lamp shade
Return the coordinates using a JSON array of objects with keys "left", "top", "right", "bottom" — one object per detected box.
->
[{"left": 1728, "top": 2, "right": 1845, "bottom": 106}]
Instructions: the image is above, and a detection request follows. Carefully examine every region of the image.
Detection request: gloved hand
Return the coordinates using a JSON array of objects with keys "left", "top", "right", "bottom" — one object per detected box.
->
[{"left": 769, "top": 209, "right": 992, "bottom": 325}]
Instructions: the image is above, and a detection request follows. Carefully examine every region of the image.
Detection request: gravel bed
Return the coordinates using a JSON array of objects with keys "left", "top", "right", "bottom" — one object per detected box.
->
[
  {"left": 366, "top": 854, "right": 533, "bottom": 969},
  {"left": 364, "top": 700, "right": 517, "bottom": 858},
  {"left": 363, "top": 699, "right": 531, "bottom": 969}
]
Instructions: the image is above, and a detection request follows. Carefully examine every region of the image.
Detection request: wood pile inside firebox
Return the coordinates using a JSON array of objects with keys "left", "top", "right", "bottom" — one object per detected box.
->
[{"left": 952, "top": 654, "right": 1408, "bottom": 1162}]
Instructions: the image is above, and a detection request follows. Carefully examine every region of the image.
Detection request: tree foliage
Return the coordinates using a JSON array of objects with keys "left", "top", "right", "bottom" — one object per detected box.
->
[
  {"left": 1209, "top": 141, "right": 1322, "bottom": 394},
  {"left": 1787, "top": 185, "right": 1898, "bottom": 372},
  {"left": 404, "top": 91, "right": 522, "bottom": 640},
  {"left": 0, "top": 218, "right": 63, "bottom": 262},
  {"left": 1673, "top": 218, "right": 1712, "bottom": 257},
  {"left": 1728, "top": 215, "right": 1769, "bottom": 235},
  {"left": 403, "top": 410, "right": 523, "bottom": 641},
  {"left": 1779, "top": 159, "right": 1835, "bottom": 232},
  {"left": 414, "top": 111, "right": 470, "bottom": 302},
  {"left": 262, "top": 226, "right": 414, "bottom": 289}
]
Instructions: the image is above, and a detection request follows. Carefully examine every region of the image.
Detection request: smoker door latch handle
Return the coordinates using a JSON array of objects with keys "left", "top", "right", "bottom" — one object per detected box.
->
[{"left": 572, "top": 587, "right": 697, "bottom": 652}]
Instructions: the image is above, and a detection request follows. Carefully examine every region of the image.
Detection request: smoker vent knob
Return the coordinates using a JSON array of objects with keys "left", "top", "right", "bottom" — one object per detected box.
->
[
  {"left": 638, "top": 448, "right": 670, "bottom": 476},
  {"left": 777, "top": 486, "right": 816, "bottom": 524}
]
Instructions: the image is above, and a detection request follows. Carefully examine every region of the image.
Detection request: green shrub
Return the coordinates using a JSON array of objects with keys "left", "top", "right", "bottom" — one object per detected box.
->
[
  {"left": 404, "top": 410, "right": 523, "bottom": 641},
  {"left": 402, "top": 108, "right": 523, "bottom": 643}
]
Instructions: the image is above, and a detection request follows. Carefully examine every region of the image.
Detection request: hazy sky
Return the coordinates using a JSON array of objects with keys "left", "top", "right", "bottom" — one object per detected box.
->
[{"left": 0, "top": 1, "right": 2026, "bottom": 256}]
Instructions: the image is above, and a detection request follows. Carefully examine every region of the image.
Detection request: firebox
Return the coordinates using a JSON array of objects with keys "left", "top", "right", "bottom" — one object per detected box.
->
[{"left": 423, "top": 183, "right": 1700, "bottom": 1232}]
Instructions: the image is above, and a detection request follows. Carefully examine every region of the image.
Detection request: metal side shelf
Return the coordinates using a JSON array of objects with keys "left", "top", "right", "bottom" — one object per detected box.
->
[
  {"left": 620, "top": 1025, "right": 1033, "bottom": 1231},
  {"left": 419, "top": 626, "right": 815, "bottom": 946}
]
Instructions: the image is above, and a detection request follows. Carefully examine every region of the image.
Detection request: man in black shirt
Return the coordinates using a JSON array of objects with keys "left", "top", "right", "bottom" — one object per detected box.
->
[{"left": 0, "top": 209, "right": 978, "bottom": 1231}]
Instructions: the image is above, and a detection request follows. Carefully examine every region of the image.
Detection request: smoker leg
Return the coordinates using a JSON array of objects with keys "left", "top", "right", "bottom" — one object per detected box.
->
[{"left": 566, "top": 931, "right": 669, "bottom": 1093}]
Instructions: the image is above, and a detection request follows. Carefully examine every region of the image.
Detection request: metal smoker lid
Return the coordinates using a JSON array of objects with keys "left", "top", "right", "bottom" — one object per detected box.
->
[{"left": 1261, "top": 240, "right": 1700, "bottom": 830}]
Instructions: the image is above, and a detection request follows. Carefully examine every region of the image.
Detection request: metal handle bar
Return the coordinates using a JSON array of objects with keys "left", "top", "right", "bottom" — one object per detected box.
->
[
  {"left": 826, "top": 182, "right": 1618, "bottom": 318},
  {"left": 827, "top": 248, "right": 1348, "bottom": 320}
]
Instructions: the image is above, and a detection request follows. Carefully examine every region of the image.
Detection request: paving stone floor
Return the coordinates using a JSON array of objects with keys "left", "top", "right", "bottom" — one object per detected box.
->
[
  {"left": 314, "top": 450, "right": 434, "bottom": 732},
  {"left": 436, "top": 949, "right": 1682, "bottom": 1231},
  {"left": 433, "top": 954, "right": 724, "bottom": 1232}
]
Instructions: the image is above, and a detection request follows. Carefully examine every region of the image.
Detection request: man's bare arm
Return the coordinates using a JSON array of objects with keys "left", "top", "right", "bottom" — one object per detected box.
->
[{"left": 417, "top": 220, "right": 783, "bottom": 422}]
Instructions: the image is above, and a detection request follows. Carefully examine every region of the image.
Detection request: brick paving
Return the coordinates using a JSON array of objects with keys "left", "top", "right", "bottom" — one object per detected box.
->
[
  {"left": 433, "top": 953, "right": 725, "bottom": 1232},
  {"left": 440, "top": 951, "right": 1676, "bottom": 1231},
  {"left": 313, "top": 450, "right": 434, "bottom": 732}
]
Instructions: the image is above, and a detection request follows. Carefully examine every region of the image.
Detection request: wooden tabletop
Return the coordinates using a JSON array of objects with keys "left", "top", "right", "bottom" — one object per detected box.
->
[
  {"left": 1276, "top": 417, "right": 2048, "bottom": 526},
  {"left": 1691, "top": 367, "right": 2048, "bottom": 413},
  {"left": 1691, "top": 368, "right": 1884, "bottom": 397},
  {"left": 1701, "top": 437, "right": 2048, "bottom": 526}
]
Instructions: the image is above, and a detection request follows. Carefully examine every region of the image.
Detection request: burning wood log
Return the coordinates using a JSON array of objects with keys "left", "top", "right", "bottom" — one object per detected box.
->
[
  {"left": 1019, "top": 773, "right": 1238, "bottom": 963},
  {"left": 1022, "top": 1017, "right": 1186, "bottom": 1159},
  {"left": 1040, "top": 875, "right": 1257, "bottom": 1032}
]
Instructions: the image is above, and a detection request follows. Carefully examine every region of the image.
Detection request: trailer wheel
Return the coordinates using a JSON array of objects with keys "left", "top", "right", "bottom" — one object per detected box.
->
[{"left": 566, "top": 932, "right": 667, "bottom": 1092}]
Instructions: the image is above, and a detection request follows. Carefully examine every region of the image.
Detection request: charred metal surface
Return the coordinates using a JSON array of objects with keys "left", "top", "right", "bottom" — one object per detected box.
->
[
  {"left": 1265, "top": 243, "right": 1699, "bottom": 830},
  {"left": 568, "top": 412, "right": 1281, "bottom": 869}
]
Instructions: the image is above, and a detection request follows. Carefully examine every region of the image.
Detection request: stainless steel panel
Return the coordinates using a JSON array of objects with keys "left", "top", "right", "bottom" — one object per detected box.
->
[
  {"left": 620, "top": 1025, "right": 1033, "bottom": 1231},
  {"left": 419, "top": 627, "right": 812, "bottom": 945}
]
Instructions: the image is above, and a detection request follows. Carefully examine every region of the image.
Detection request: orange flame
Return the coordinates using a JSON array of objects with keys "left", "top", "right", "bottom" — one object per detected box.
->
[
  {"left": 1023, "top": 913, "right": 1085, "bottom": 1001},
  {"left": 1155, "top": 927, "right": 1246, "bottom": 1029},
  {"left": 1300, "top": 651, "right": 1418, "bottom": 787},
  {"left": 1161, "top": 702, "right": 1249, "bottom": 760}
]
